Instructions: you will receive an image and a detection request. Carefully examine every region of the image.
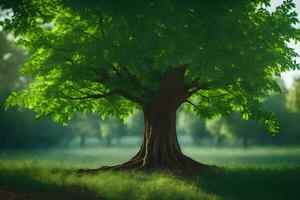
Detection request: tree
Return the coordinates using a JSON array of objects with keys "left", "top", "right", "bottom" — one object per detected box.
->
[
  {"left": 177, "top": 109, "right": 210, "bottom": 145},
  {"left": 69, "top": 114, "right": 100, "bottom": 148},
  {"left": 1, "top": 0, "right": 300, "bottom": 174},
  {"left": 0, "top": 31, "right": 69, "bottom": 149},
  {"left": 287, "top": 78, "right": 300, "bottom": 113},
  {"left": 285, "top": 78, "right": 300, "bottom": 143},
  {"left": 205, "top": 117, "right": 229, "bottom": 146},
  {"left": 205, "top": 79, "right": 289, "bottom": 148},
  {"left": 206, "top": 87, "right": 300, "bottom": 147},
  {"left": 0, "top": 31, "right": 27, "bottom": 98},
  {"left": 206, "top": 112, "right": 265, "bottom": 147},
  {"left": 265, "top": 91, "right": 300, "bottom": 144},
  {"left": 125, "top": 111, "right": 144, "bottom": 137},
  {"left": 99, "top": 117, "right": 126, "bottom": 147}
]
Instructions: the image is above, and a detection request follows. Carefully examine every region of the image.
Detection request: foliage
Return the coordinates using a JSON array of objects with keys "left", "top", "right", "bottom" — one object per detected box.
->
[
  {"left": 206, "top": 92, "right": 300, "bottom": 146},
  {"left": 1, "top": 0, "right": 299, "bottom": 133}
]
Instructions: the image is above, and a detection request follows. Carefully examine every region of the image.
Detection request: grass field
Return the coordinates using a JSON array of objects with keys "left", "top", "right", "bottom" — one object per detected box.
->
[{"left": 1, "top": 146, "right": 300, "bottom": 200}]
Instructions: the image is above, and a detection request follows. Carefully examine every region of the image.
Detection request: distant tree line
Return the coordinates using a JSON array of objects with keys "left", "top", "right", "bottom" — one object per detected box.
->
[
  {"left": 0, "top": 31, "right": 70, "bottom": 149},
  {"left": 204, "top": 90, "right": 300, "bottom": 147}
]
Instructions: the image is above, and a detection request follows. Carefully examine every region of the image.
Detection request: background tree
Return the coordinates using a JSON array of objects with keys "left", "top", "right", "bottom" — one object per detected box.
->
[
  {"left": 1, "top": 0, "right": 300, "bottom": 174},
  {"left": 285, "top": 78, "right": 300, "bottom": 143},
  {"left": 69, "top": 114, "right": 100, "bottom": 148},
  {"left": 99, "top": 117, "right": 126, "bottom": 147},
  {"left": 177, "top": 109, "right": 210, "bottom": 145},
  {"left": 205, "top": 117, "right": 229, "bottom": 147},
  {"left": 125, "top": 111, "right": 143, "bottom": 137},
  {"left": 206, "top": 113, "right": 265, "bottom": 147},
  {"left": 287, "top": 78, "right": 300, "bottom": 112},
  {"left": 0, "top": 32, "right": 27, "bottom": 97},
  {"left": 0, "top": 31, "right": 68, "bottom": 149},
  {"left": 206, "top": 87, "right": 300, "bottom": 147}
]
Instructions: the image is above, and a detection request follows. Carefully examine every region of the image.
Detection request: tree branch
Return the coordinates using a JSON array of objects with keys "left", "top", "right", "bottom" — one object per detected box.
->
[
  {"left": 54, "top": 11, "right": 103, "bottom": 42},
  {"left": 186, "top": 100, "right": 203, "bottom": 112},
  {"left": 60, "top": 90, "right": 119, "bottom": 100},
  {"left": 91, "top": 69, "right": 109, "bottom": 83},
  {"left": 187, "top": 84, "right": 209, "bottom": 96},
  {"left": 69, "top": 85, "right": 90, "bottom": 95},
  {"left": 224, "top": 89, "right": 240, "bottom": 98},
  {"left": 188, "top": 80, "right": 240, "bottom": 96},
  {"left": 96, "top": 8, "right": 106, "bottom": 39},
  {"left": 110, "top": 64, "right": 149, "bottom": 92},
  {"left": 61, "top": 89, "right": 141, "bottom": 104},
  {"left": 152, "top": 23, "right": 169, "bottom": 31},
  {"left": 197, "top": 92, "right": 228, "bottom": 99}
]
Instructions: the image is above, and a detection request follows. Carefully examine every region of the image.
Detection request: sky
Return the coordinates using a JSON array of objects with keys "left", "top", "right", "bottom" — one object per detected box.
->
[{"left": 270, "top": 0, "right": 300, "bottom": 88}]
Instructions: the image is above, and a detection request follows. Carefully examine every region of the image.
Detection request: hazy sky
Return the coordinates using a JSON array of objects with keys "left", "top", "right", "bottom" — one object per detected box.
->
[{"left": 271, "top": 0, "right": 300, "bottom": 88}]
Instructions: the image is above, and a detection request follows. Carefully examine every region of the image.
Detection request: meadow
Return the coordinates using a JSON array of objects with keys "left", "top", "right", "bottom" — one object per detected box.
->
[{"left": 1, "top": 146, "right": 300, "bottom": 200}]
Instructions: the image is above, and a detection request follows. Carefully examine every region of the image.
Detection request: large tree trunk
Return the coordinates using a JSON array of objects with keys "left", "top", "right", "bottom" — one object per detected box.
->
[
  {"left": 127, "top": 105, "right": 211, "bottom": 172},
  {"left": 81, "top": 68, "right": 216, "bottom": 175},
  {"left": 100, "top": 108, "right": 212, "bottom": 174},
  {"left": 141, "top": 105, "right": 183, "bottom": 169}
]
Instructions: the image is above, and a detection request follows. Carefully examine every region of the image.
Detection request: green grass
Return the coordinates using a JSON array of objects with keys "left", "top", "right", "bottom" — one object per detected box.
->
[
  {"left": 2, "top": 146, "right": 300, "bottom": 167},
  {"left": 1, "top": 146, "right": 300, "bottom": 199}
]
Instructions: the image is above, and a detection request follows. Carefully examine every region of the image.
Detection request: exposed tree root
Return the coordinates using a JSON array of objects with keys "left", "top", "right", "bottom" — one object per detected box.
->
[{"left": 78, "top": 154, "right": 221, "bottom": 179}]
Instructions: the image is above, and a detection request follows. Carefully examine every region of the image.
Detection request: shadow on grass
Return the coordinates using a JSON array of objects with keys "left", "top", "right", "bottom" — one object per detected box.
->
[
  {"left": 1, "top": 165, "right": 300, "bottom": 200},
  {"left": 198, "top": 167, "right": 300, "bottom": 200},
  {"left": 0, "top": 172, "right": 99, "bottom": 200}
]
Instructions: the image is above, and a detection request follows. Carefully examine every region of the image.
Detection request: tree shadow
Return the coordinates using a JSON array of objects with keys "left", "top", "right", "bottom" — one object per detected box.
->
[
  {"left": 0, "top": 173, "right": 100, "bottom": 200},
  {"left": 197, "top": 167, "right": 300, "bottom": 200},
  {"left": 1, "top": 165, "right": 300, "bottom": 200}
]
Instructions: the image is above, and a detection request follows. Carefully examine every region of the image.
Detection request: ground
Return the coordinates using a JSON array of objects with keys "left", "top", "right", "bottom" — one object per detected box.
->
[{"left": 0, "top": 146, "right": 300, "bottom": 200}]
